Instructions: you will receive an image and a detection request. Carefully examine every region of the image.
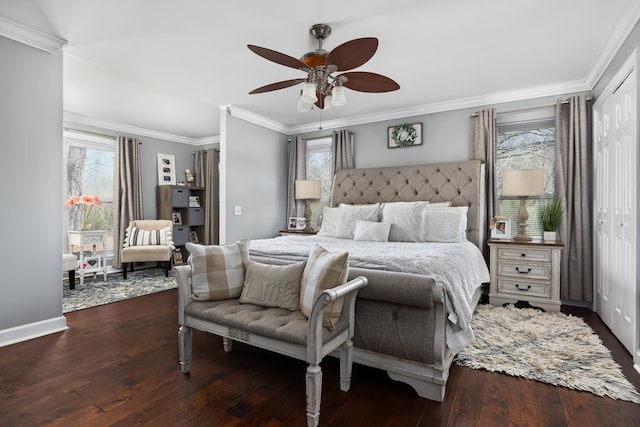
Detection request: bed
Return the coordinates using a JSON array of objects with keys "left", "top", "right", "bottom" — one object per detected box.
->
[{"left": 249, "top": 160, "right": 489, "bottom": 401}]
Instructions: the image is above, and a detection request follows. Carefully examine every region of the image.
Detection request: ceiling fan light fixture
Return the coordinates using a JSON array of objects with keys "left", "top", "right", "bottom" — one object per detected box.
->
[
  {"left": 297, "top": 94, "right": 314, "bottom": 112},
  {"left": 330, "top": 84, "right": 347, "bottom": 107},
  {"left": 301, "top": 82, "right": 318, "bottom": 103}
]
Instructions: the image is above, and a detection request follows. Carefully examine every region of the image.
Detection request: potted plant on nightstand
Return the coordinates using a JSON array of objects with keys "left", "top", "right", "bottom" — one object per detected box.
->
[{"left": 540, "top": 197, "right": 564, "bottom": 241}]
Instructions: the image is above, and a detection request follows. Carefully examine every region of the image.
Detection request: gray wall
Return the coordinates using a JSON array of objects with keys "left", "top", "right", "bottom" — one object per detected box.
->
[
  {"left": 223, "top": 114, "right": 288, "bottom": 243},
  {"left": 0, "top": 37, "right": 64, "bottom": 331}
]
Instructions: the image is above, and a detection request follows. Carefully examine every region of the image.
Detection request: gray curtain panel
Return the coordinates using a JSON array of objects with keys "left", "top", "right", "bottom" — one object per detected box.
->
[
  {"left": 472, "top": 108, "right": 497, "bottom": 258},
  {"left": 112, "top": 136, "right": 143, "bottom": 269},
  {"left": 555, "top": 95, "right": 592, "bottom": 302},
  {"left": 331, "top": 129, "right": 354, "bottom": 175},
  {"left": 194, "top": 149, "right": 220, "bottom": 245},
  {"left": 286, "top": 137, "right": 307, "bottom": 221}
]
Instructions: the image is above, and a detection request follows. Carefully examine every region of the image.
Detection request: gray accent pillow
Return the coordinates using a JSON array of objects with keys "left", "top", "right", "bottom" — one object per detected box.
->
[
  {"left": 380, "top": 201, "right": 429, "bottom": 242},
  {"left": 353, "top": 220, "right": 391, "bottom": 242},
  {"left": 239, "top": 260, "right": 306, "bottom": 311}
]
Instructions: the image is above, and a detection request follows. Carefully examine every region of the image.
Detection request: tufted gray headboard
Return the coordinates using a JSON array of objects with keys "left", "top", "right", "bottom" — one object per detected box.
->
[{"left": 330, "top": 160, "right": 486, "bottom": 248}]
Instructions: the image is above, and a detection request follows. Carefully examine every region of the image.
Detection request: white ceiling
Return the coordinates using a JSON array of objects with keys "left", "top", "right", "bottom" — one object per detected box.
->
[{"left": 0, "top": 0, "right": 638, "bottom": 140}]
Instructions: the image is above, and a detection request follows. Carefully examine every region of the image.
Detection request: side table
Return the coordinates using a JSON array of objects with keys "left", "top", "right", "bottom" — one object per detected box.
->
[
  {"left": 279, "top": 229, "right": 318, "bottom": 236},
  {"left": 488, "top": 238, "right": 564, "bottom": 312},
  {"left": 68, "top": 230, "right": 109, "bottom": 286}
]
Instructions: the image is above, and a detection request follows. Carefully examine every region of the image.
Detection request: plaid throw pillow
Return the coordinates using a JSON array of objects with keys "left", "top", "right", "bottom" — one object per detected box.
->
[
  {"left": 124, "top": 226, "right": 173, "bottom": 247},
  {"left": 186, "top": 241, "right": 249, "bottom": 301},
  {"left": 300, "top": 245, "right": 349, "bottom": 330}
]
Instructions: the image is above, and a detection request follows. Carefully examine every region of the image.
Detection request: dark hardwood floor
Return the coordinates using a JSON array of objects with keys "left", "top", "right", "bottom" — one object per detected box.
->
[{"left": 1, "top": 290, "right": 638, "bottom": 426}]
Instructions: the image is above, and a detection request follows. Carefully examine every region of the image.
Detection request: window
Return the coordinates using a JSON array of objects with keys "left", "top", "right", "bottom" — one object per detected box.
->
[
  {"left": 64, "top": 130, "right": 115, "bottom": 256},
  {"left": 306, "top": 136, "right": 332, "bottom": 201},
  {"left": 496, "top": 108, "right": 556, "bottom": 237}
]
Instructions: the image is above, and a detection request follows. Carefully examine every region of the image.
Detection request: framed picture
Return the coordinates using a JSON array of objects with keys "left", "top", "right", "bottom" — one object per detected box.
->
[
  {"left": 157, "top": 153, "right": 176, "bottom": 185},
  {"left": 388, "top": 123, "right": 423, "bottom": 148},
  {"left": 189, "top": 231, "right": 199, "bottom": 243},
  {"left": 189, "top": 195, "right": 201, "bottom": 207},
  {"left": 491, "top": 219, "right": 512, "bottom": 239},
  {"left": 81, "top": 256, "right": 101, "bottom": 271},
  {"left": 173, "top": 249, "right": 184, "bottom": 265},
  {"left": 172, "top": 212, "right": 182, "bottom": 225},
  {"left": 288, "top": 217, "right": 306, "bottom": 230}
]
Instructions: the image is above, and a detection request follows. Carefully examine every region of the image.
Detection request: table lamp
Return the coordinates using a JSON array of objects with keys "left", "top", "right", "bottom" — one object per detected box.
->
[
  {"left": 502, "top": 169, "right": 545, "bottom": 241},
  {"left": 295, "top": 180, "right": 321, "bottom": 232}
]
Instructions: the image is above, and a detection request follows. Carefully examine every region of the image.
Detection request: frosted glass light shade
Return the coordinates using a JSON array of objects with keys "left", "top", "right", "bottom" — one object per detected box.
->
[
  {"left": 502, "top": 169, "right": 545, "bottom": 196},
  {"left": 330, "top": 85, "right": 347, "bottom": 107},
  {"left": 323, "top": 95, "right": 332, "bottom": 110},
  {"left": 296, "top": 95, "right": 313, "bottom": 112},
  {"left": 301, "top": 82, "right": 318, "bottom": 103},
  {"left": 295, "top": 180, "right": 321, "bottom": 200}
]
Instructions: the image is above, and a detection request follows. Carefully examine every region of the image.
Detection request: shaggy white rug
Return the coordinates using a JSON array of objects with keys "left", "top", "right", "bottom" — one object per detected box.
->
[{"left": 455, "top": 304, "right": 640, "bottom": 403}]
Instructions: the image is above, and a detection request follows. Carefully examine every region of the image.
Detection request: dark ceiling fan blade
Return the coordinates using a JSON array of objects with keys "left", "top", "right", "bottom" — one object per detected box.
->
[
  {"left": 249, "top": 78, "right": 306, "bottom": 94},
  {"left": 340, "top": 72, "right": 400, "bottom": 93},
  {"left": 326, "top": 38, "right": 378, "bottom": 71},
  {"left": 247, "top": 45, "right": 310, "bottom": 72}
]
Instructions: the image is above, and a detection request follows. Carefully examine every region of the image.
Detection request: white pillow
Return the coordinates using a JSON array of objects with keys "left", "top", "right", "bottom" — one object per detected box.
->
[
  {"left": 381, "top": 201, "right": 429, "bottom": 242},
  {"left": 353, "top": 220, "right": 391, "bottom": 242},
  {"left": 423, "top": 206, "right": 469, "bottom": 243},
  {"left": 336, "top": 203, "right": 381, "bottom": 239},
  {"left": 317, "top": 206, "right": 339, "bottom": 237}
]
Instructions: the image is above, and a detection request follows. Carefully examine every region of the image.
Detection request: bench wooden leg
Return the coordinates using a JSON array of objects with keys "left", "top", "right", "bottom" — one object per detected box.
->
[
  {"left": 305, "top": 364, "right": 322, "bottom": 427},
  {"left": 178, "top": 325, "right": 192, "bottom": 373},
  {"left": 339, "top": 339, "right": 354, "bottom": 392},
  {"left": 222, "top": 337, "right": 233, "bottom": 352}
]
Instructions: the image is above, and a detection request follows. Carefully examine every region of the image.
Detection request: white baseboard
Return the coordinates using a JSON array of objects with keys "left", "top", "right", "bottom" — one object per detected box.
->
[{"left": 0, "top": 316, "right": 68, "bottom": 347}]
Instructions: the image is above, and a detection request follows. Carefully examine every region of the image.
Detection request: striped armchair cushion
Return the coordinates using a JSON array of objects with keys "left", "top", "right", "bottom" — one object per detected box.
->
[{"left": 124, "top": 226, "right": 173, "bottom": 247}]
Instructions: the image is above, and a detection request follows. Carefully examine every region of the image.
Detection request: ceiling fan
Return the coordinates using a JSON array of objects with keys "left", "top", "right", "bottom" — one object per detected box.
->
[{"left": 247, "top": 23, "right": 400, "bottom": 112}]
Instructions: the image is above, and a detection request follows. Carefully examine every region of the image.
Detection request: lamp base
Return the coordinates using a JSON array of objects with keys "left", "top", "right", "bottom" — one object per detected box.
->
[
  {"left": 303, "top": 201, "right": 315, "bottom": 233},
  {"left": 514, "top": 196, "right": 532, "bottom": 241}
]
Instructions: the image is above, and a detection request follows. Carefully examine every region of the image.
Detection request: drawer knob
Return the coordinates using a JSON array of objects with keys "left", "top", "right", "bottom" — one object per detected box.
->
[
  {"left": 515, "top": 267, "right": 532, "bottom": 274},
  {"left": 521, "top": 253, "right": 526, "bottom": 257},
  {"left": 515, "top": 284, "right": 531, "bottom": 291}
]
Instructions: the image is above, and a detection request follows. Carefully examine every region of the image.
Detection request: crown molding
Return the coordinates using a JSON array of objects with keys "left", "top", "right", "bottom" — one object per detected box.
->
[
  {"left": 225, "top": 105, "right": 290, "bottom": 134},
  {"left": 0, "top": 15, "right": 66, "bottom": 53},
  {"left": 586, "top": 0, "right": 640, "bottom": 88},
  {"left": 63, "top": 112, "right": 217, "bottom": 146},
  {"left": 286, "top": 79, "right": 591, "bottom": 134}
]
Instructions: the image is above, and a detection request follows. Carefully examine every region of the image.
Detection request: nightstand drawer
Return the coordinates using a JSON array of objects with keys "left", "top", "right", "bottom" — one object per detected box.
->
[
  {"left": 498, "top": 278, "right": 550, "bottom": 298},
  {"left": 498, "top": 247, "right": 551, "bottom": 263},
  {"left": 498, "top": 261, "right": 551, "bottom": 281}
]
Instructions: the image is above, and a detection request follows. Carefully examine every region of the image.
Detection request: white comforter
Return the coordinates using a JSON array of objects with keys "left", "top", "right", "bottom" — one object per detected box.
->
[{"left": 249, "top": 235, "right": 490, "bottom": 354}]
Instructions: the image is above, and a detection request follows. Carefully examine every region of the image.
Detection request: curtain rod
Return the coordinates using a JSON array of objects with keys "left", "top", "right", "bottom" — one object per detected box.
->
[
  {"left": 192, "top": 148, "right": 220, "bottom": 154},
  {"left": 470, "top": 96, "right": 593, "bottom": 118}
]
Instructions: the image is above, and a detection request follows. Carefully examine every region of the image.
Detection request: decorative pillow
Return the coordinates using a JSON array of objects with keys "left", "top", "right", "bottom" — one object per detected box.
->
[
  {"left": 239, "top": 260, "right": 306, "bottom": 311},
  {"left": 381, "top": 201, "right": 429, "bottom": 242},
  {"left": 423, "top": 206, "right": 469, "bottom": 243},
  {"left": 186, "top": 241, "right": 249, "bottom": 301},
  {"left": 300, "top": 246, "right": 349, "bottom": 330},
  {"left": 123, "top": 226, "right": 173, "bottom": 247},
  {"left": 335, "top": 203, "right": 381, "bottom": 239},
  {"left": 353, "top": 220, "right": 391, "bottom": 242},
  {"left": 317, "top": 206, "right": 339, "bottom": 237}
]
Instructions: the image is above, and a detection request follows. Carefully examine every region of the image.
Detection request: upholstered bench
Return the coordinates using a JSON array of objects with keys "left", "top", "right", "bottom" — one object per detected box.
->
[{"left": 174, "top": 242, "right": 367, "bottom": 427}]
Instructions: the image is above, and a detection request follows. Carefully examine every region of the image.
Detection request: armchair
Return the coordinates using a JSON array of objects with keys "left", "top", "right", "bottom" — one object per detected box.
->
[{"left": 121, "top": 220, "right": 174, "bottom": 279}]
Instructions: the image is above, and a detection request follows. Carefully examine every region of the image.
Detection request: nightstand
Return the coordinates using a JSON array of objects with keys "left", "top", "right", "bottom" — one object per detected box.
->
[
  {"left": 279, "top": 229, "right": 318, "bottom": 236},
  {"left": 488, "top": 238, "right": 564, "bottom": 312}
]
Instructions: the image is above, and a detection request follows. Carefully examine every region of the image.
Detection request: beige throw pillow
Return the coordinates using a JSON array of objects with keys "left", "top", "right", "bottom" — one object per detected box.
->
[
  {"left": 186, "top": 241, "right": 249, "bottom": 301},
  {"left": 300, "top": 246, "right": 349, "bottom": 330},
  {"left": 239, "top": 260, "right": 306, "bottom": 311}
]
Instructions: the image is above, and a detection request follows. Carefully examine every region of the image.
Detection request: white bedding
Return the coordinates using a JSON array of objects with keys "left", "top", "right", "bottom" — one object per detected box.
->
[{"left": 249, "top": 235, "right": 490, "bottom": 353}]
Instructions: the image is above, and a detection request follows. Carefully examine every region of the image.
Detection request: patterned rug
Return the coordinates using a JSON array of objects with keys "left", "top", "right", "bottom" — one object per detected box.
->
[
  {"left": 455, "top": 304, "right": 640, "bottom": 403},
  {"left": 63, "top": 269, "right": 177, "bottom": 313}
]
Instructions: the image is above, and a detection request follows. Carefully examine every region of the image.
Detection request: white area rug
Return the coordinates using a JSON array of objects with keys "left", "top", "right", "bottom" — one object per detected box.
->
[{"left": 455, "top": 304, "right": 640, "bottom": 403}]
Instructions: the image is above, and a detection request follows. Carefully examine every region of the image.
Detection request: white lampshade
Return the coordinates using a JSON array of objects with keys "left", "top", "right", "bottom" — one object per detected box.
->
[
  {"left": 295, "top": 180, "right": 321, "bottom": 200},
  {"left": 323, "top": 95, "right": 332, "bottom": 111},
  {"left": 330, "top": 85, "right": 347, "bottom": 107},
  {"left": 300, "top": 82, "right": 318, "bottom": 104},
  {"left": 296, "top": 95, "right": 313, "bottom": 112},
  {"left": 502, "top": 169, "right": 545, "bottom": 196}
]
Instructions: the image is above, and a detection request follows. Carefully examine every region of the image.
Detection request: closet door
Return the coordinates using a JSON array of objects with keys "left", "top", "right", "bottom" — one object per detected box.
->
[{"left": 594, "top": 65, "right": 637, "bottom": 356}]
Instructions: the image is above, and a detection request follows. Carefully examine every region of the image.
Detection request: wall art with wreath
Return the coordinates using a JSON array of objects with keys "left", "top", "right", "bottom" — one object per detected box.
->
[{"left": 387, "top": 123, "right": 423, "bottom": 148}]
